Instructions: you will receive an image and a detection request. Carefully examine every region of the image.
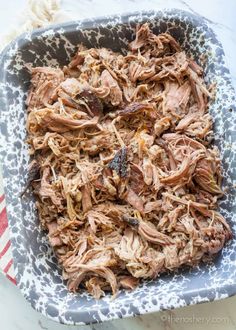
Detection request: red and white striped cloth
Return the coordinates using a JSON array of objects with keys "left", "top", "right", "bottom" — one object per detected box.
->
[{"left": 0, "top": 173, "right": 16, "bottom": 285}]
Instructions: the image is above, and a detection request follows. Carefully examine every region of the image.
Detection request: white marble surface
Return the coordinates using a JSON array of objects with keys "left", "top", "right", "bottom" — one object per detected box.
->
[{"left": 0, "top": 0, "right": 236, "bottom": 329}]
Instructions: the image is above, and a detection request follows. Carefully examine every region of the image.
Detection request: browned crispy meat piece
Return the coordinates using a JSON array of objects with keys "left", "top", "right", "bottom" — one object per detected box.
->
[
  {"left": 76, "top": 89, "right": 103, "bottom": 117},
  {"left": 26, "top": 23, "right": 231, "bottom": 299},
  {"left": 118, "top": 102, "right": 156, "bottom": 118},
  {"left": 129, "top": 163, "right": 145, "bottom": 194}
]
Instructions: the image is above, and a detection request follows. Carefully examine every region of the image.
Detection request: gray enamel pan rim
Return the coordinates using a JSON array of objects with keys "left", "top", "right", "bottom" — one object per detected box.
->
[{"left": 0, "top": 9, "right": 236, "bottom": 325}]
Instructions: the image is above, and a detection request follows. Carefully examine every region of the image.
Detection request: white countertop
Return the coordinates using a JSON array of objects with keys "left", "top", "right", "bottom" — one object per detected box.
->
[{"left": 0, "top": 0, "right": 236, "bottom": 329}]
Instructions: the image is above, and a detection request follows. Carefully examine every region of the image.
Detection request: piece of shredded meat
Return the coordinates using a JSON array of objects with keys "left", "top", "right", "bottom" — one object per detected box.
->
[{"left": 25, "top": 24, "right": 232, "bottom": 299}]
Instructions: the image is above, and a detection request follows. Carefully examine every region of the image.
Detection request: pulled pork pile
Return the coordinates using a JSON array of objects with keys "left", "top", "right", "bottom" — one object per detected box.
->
[{"left": 26, "top": 23, "right": 232, "bottom": 298}]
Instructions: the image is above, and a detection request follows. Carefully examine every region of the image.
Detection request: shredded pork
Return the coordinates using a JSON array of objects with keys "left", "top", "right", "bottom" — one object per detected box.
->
[{"left": 26, "top": 23, "right": 232, "bottom": 298}]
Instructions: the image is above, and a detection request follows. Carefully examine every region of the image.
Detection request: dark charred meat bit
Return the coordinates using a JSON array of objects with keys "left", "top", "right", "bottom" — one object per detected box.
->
[
  {"left": 122, "top": 215, "right": 139, "bottom": 226},
  {"left": 76, "top": 89, "right": 103, "bottom": 117},
  {"left": 21, "top": 160, "right": 40, "bottom": 196},
  {"left": 26, "top": 23, "right": 231, "bottom": 299},
  {"left": 108, "top": 147, "right": 128, "bottom": 178}
]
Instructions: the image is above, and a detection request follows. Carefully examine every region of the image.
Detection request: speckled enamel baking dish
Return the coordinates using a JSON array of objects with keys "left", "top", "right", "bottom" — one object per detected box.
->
[{"left": 0, "top": 9, "right": 236, "bottom": 325}]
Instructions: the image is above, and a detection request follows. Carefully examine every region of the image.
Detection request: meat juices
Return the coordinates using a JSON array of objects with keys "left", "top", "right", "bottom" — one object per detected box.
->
[{"left": 26, "top": 23, "right": 232, "bottom": 299}]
